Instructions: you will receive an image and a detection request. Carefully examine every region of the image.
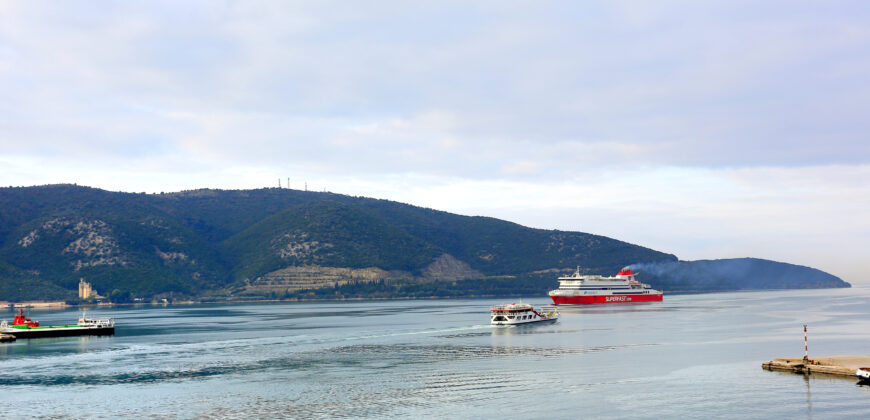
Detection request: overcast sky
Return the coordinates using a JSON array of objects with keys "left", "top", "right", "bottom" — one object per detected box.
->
[{"left": 2, "top": 1, "right": 868, "bottom": 283}]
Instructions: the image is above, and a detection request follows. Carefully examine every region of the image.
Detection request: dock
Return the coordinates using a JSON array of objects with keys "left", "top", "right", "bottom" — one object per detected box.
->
[
  {"left": 0, "top": 333, "right": 16, "bottom": 342},
  {"left": 762, "top": 355, "right": 870, "bottom": 377}
]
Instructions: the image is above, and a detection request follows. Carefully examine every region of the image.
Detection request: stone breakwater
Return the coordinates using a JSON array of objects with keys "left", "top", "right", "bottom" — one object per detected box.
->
[{"left": 762, "top": 355, "right": 870, "bottom": 377}]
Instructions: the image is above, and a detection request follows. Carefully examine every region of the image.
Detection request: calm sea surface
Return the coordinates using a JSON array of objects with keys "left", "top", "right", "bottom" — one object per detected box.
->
[{"left": 2, "top": 286, "right": 870, "bottom": 419}]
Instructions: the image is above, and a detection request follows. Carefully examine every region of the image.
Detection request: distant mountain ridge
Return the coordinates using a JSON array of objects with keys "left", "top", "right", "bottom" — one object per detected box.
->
[
  {"left": 630, "top": 258, "right": 849, "bottom": 292},
  {"left": 0, "top": 184, "right": 849, "bottom": 302}
]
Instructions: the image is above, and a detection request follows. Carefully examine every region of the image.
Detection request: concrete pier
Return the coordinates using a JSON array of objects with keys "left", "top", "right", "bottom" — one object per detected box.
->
[{"left": 762, "top": 355, "right": 870, "bottom": 377}]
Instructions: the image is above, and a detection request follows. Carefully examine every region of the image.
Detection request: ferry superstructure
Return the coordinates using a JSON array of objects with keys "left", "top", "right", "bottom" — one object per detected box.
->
[{"left": 548, "top": 266, "right": 663, "bottom": 305}]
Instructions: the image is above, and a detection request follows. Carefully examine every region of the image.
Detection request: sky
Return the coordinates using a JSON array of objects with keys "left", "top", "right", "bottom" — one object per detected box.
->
[{"left": 1, "top": 1, "right": 868, "bottom": 283}]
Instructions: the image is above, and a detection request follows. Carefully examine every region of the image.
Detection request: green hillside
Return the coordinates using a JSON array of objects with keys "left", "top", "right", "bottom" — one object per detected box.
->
[
  {"left": 630, "top": 259, "right": 850, "bottom": 291},
  {"left": 222, "top": 201, "right": 444, "bottom": 281},
  {"left": 0, "top": 184, "right": 848, "bottom": 302}
]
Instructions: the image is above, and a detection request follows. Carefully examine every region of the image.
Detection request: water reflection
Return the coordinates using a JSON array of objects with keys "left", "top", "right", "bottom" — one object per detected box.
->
[
  {"left": 489, "top": 323, "right": 561, "bottom": 336},
  {"left": 2, "top": 289, "right": 870, "bottom": 418},
  {"left": 803, "top": 374, "right": 812, "bottom": 419}
]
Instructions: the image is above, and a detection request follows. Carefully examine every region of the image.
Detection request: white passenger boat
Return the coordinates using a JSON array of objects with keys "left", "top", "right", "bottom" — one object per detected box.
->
[
  {"left": 490, "top": 303, "right": 559, "bottom": 325},
  {"left": 855, "top": 367, "right": 870, "bottom": 383}
]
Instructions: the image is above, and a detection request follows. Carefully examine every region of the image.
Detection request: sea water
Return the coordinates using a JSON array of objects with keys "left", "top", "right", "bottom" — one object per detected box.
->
[{"left": 2, "top": 287, "right": 870, "bottom": 419}]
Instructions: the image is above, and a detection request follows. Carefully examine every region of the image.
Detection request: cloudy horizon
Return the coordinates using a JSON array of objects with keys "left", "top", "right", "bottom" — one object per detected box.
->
[{"left": 2, "top": 1, "right": 868, "bottom": 283}]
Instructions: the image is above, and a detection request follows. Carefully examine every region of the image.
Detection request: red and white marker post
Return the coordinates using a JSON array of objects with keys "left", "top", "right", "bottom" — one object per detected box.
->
[{"left": 803, "top": 324, "right": 808, "bottom": 362}]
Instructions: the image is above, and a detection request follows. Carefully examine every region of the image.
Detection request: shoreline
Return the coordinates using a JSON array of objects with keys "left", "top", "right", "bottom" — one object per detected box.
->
[{"left": 0, "top": 286, "right": 855, "bottom": 310}]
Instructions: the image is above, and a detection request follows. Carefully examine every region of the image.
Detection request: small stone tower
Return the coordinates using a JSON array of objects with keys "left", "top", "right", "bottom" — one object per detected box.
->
[{"left": 78, "top": 278, "right": 97, "bottom": 299}]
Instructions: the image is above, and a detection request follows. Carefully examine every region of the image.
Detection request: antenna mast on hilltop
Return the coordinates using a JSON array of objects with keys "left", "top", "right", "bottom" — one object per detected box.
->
[
  {"left": 278, "top": 178, "right": 282, "bottom": 188},
  {"left": 287, "top": 178, "right": 290, "bottom": 189}
]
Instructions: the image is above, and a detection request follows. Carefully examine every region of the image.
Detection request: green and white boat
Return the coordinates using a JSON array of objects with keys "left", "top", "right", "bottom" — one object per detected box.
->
[{"left": 1, "top": 309, "right": 114, "bottom": 338}]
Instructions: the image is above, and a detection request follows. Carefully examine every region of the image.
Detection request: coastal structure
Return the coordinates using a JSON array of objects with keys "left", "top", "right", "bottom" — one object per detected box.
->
[
  {"left": 761, "top": 326, "right": 870, "bottom": 381},
  {"left": 78, "top": 278, "right": 101, "bottom": 300},
  {"left": 9, "top": 301, "right": 66, "bottom": 308},
  {"left": 763, "top": 356, "right": 870, "bottom": 378}
]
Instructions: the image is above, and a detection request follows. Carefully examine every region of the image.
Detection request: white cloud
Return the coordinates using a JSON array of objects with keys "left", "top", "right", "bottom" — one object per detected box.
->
[
  {"left": 1, "top": 1, "right": 868, "bottom": 283},
  {"left": 356, "top": 165, "right": 870, "bottom": 284}
]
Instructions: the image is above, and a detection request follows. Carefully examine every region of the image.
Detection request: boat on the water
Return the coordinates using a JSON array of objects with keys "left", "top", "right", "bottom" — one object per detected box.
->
[
  {"left": 0, "top": 309, "right": 114, "bottom": 338},
  {"left": 490, "top": 303, "right": 559, "bottom": 325},
  {"left": 548, "top": 266, "right": 663, "bottom": 305},
  {"left": 855, "top": 367, "right": 870, "bottom": 384}
]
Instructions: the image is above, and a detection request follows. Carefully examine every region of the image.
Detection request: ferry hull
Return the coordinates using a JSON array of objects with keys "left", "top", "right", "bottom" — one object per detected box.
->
[
  {"left": 550, "top": 294, "right": 663, "bottom": 305},
  {"left": 3, "top": 326, "right": 114, "bottom": 338},
  {"left": 492, "top": 317, "right": 558, "bottom": 326}
]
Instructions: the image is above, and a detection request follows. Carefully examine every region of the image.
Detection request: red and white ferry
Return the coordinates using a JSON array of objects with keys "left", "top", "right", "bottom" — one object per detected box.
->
[{"left": 548, "top": 266, "right": 663, "bottom": 305}]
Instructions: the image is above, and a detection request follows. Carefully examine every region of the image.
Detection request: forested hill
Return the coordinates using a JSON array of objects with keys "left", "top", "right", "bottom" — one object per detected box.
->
[
  {"left": 630, "top": 258, "right": 850, "bottom": 292},
  {"left": 0, "top": 185, "right": 847, "bottom": 302}
]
